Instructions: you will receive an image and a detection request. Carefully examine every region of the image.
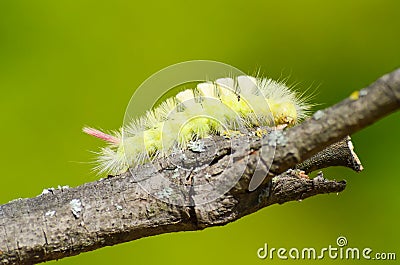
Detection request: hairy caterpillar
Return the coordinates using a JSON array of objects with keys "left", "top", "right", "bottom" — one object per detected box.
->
[{"left": 84, "top": 75, "right": 312, "bottom": 175}]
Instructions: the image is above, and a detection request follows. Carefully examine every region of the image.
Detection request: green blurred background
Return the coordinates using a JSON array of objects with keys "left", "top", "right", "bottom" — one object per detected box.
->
[{"left": 1, "top": 0, "right": 399, "bottom": 264}]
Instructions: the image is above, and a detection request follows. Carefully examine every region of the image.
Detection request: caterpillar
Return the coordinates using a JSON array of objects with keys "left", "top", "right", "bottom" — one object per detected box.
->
[{"left": 84, "top": 75, "right": 312, "bottom": 176}]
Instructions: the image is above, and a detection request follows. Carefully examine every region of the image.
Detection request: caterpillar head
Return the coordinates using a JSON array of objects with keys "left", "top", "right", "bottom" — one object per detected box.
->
[{"left": 271, "top": 101, "right": 297, "bottom": 126}]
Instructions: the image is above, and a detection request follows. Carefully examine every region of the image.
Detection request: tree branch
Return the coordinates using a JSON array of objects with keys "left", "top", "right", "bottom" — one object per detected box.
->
[
  {"left": 0, "top": 68, "right": 399, "bottom": 265},
  {"left": 295, "top": 136, "right": 363, "bottom": 173}
]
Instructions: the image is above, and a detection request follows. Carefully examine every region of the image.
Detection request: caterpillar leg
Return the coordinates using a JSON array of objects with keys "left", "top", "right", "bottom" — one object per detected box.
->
[
  {"left": 221, "top": 130, "right": 243, "bottom": 139},
  {"left": 275, "top": 124, "right": 288, "bottom": 130},
  {"left": 254, "top": 128, "right": 268, "bottom": 137}
]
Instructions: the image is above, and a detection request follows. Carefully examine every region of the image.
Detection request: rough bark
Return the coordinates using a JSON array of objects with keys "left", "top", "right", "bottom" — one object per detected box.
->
[{"left": 0, "top": 68, "right": 399, "bottom": 264}]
